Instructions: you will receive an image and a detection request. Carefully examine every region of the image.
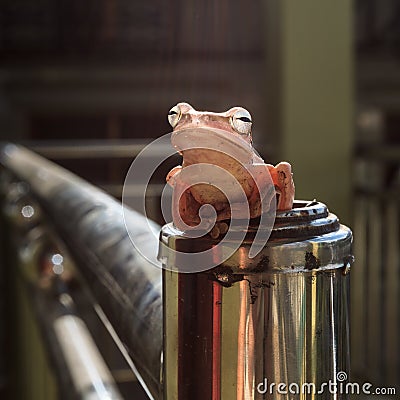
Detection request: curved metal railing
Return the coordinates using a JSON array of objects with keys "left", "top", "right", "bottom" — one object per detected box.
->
[{"left": 0, "top": 143, "right": 162, "bottom": 400}]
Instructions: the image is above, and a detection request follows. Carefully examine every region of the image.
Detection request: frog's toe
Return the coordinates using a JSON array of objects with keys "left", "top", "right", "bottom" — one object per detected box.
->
[
  {"left": 209, "top": 221, "right": 229, "bottom": 238},
  {"left": 218, "top": 222, "right": 229, "bottom": 234},
  {"left": 210, "top": 225, "right": 220, "bottom": 239},
  {"left": 166, "top": 166, "right": 182, "bottom": 186}
]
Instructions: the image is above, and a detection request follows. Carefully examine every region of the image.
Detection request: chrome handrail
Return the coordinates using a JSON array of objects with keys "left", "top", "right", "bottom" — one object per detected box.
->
[
  {"left": 0, "top": 143, "right": 162, "bottom": 399},
  {"left": 23, "top": 139, "right": 169, "bottom": 160}
]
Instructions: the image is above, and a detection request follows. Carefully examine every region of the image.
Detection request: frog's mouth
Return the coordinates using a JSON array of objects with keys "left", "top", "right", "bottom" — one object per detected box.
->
[{"left": 171, "top": 127, "right": 261, "bottom": 164}]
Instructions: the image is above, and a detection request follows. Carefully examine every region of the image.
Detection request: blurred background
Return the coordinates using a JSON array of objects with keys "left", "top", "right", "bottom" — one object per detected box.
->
[{"left": 0, "top": 0, "right": 399, "bottom": 398}]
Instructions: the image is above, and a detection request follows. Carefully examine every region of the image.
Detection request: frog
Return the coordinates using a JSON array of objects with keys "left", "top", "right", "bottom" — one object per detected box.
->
[{"left": 166, "top": 102, "right": 295, "bottom": 237}]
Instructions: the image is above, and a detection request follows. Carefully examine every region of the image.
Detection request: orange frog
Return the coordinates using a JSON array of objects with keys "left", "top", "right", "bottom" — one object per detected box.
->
[{"left": 166, "top": 102, "right": 295, "bottom": 237}]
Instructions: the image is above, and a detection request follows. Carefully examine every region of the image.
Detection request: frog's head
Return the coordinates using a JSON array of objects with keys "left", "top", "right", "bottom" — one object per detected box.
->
[{"left": 167, "top": 102, "right": 253, "bottom": 146}]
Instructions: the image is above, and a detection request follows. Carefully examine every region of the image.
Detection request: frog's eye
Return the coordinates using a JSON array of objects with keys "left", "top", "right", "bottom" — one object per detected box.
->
[
  {"left": 168, "top": 105, "right": 182, "bottom": 128},
  {"left": 230, "top": 108, "right": 252, "bottom": 135}
]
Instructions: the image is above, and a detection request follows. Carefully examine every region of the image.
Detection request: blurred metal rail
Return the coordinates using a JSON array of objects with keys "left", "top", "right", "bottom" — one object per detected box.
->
[
  {"left": 22, "top": 139, "right": 179, "bottom": 217},
  {"left": 0, "top": 143, "right": 163, "bottom": 399},
  {"left": 25, "top": 139, "right": 166, "bottom": 160}
]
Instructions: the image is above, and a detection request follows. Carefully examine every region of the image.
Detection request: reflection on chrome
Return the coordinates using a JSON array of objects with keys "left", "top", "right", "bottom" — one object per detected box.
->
[
  {"left": 161, "top": 200, "right": 353, "bottom": 399},
  {"left": 51, "top": 253, "right": 63, "bottom": 265},
  {"left": 21, "top": 204, "right": 35, "bottom": 218}
]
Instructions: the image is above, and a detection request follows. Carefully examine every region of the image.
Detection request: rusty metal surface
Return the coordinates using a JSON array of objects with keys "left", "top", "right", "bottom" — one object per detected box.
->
[{"left": 159, "top": 200, "right": 352, "bottom": 274}]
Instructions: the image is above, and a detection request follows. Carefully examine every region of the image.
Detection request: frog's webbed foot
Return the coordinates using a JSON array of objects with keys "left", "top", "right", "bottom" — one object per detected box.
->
[
  {"left": 268, "top": 162, "right": 295, "bottom": 210},
  {"left": 209, "top": 221, "right": 229, "bottom": 239}
]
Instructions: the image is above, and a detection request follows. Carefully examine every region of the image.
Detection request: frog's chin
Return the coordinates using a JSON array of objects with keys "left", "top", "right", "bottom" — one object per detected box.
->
[{"left": 171, "top": 127, "right": 261, "bottom": 163}]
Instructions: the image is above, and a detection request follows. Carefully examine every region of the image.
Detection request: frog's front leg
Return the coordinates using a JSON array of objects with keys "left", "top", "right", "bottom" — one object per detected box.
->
[
  {"left": 166, "top": 166, "right": 182, "bottom": 186},
  {"left": 267, "top": 162, "right": 295, "bottom": 210},
  {"left": 167, "top": 166, "right": 200, "bottom": 230},
  {"left": 245, "top": 163, "right": 276, "bottom": 217}
]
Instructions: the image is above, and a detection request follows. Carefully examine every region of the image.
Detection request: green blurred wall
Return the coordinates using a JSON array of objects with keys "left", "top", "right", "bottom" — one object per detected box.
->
[
  {"left": 12, "top": 270, "right": 58, "bottom": 400},
  {"left": 266, "top": 0, "right": 354, "bottom": 224}
]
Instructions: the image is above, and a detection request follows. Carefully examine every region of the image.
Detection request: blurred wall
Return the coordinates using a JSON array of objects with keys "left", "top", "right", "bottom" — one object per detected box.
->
[{"left": 265, "top": 0, "right": 353, "bottom": 225}]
